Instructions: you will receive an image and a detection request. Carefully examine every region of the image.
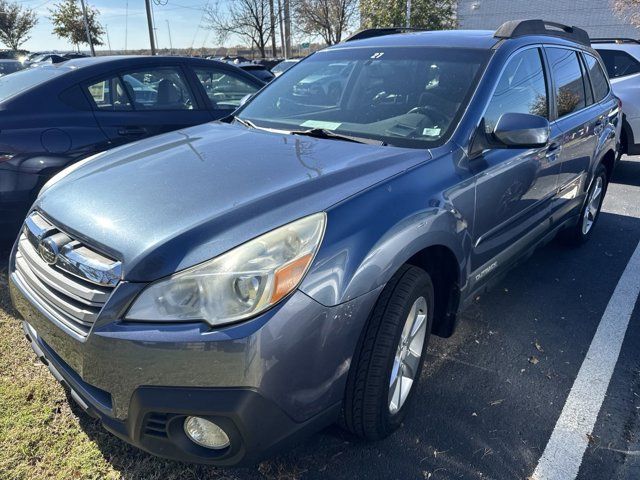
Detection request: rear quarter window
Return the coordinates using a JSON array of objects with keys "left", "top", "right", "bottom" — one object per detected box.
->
[{"left": 584, "top": 53, "right": 610, "bottom": 102}]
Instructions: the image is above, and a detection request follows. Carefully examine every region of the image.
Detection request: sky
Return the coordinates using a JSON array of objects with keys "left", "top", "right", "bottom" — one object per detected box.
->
[{"left": 18, "top": 0, "right": 219, "bottom": 52}]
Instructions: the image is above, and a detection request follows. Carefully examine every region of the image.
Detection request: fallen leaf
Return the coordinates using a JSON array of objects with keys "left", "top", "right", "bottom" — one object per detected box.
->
[
  {"left": 472, "top": 412, "right": 478, "bottom": 417},
  {"left": 534, "top": 340, "right": 544, "bottom": 353},
  {"left": 587, "top": 433, "right": 598, "bottom": 445},
  {"left": 529, "top": 356, "right": 539, "bottom": 365},
  {"left": 489, "top": 399, "right": 504, "bottom": 406}
]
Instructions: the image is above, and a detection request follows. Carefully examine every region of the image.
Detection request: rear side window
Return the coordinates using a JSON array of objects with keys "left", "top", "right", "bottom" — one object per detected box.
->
[
  {"left": 597, "top": 49, "right": 640, "bottom": 79},
  {"left": 85, "top": 67, "right": 195, "bottom": 111},
  {"left": 121, "top": 67, "right": 194, "bottom": 110},
  {"left": 484, "top": 48, "right": 548, "bottom": 133},
  {"left": 87, "top": 76, "right": 132, "bottom": 111},
  {"left": 546, "top": 48, "right": 587, "bottom": 118},
  {"left": 584, "top": 54, "right": 610, "bottom": 102}
]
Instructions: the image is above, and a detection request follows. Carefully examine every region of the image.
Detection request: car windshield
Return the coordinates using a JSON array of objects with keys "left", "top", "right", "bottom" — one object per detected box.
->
[
  {"left": 238, "top": 47, "right": 489, "bottom": 148},
  {"left": 272, "top": 60, "right": 297, "bottom": 73}
]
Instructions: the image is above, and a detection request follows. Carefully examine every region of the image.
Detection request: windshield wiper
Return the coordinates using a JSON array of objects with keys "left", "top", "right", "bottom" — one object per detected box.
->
[
  {"left": 233, "top": 117, "right": 258, "bottom": 129},
  {"left": 289, "top": 128, "right": 387, "bottom": 146}
]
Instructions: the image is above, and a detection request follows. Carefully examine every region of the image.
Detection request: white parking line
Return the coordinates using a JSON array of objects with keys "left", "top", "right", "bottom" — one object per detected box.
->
[{"left": 532, "top": 239, "right": 640, "bottom": 480}]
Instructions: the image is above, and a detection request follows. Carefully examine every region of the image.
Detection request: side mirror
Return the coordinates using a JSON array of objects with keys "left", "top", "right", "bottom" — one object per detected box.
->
[
  {"left": 239, "top": 93, "right": 254, "bottom": 107},
  {"left": 493, "top": 112, "right": 550, "bottom": 148}
]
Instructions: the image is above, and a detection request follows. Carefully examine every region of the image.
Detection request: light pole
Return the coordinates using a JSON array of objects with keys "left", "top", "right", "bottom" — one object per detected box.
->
[
  {"left": 105, "top": 24, "right": 112, "bottom": 54},
  {"left": 79, "top": 0, "right": 95, "bottom": 56},
  {"left": 406, "top": 0, "right": 412, "bottom": 28}
]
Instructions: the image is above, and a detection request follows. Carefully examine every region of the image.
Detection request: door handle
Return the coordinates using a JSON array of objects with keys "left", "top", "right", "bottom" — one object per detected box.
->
[
  {"left": 545, "top": 141, "right": 561, "bottom": 160},
  {"left": 594, "top": 120, "right": 605, "bottom": 135},
  {"left": 117, "top": 126, "right": 147, "bottom": 136}
]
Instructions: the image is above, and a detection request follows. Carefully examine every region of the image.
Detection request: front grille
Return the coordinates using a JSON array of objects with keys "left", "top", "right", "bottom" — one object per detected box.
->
[{"left": 14, "top": 211, "right": 121, "bottom": 338}]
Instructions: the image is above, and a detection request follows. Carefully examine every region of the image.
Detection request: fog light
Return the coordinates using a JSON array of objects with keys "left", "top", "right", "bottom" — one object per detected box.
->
[{"left": 183, "top": 416, "right": 230, "bottom": 449}]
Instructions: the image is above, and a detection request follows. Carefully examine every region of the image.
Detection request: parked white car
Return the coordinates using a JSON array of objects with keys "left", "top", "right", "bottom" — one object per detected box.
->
[{"left": 593, "top": 38, "right": 640, "bottom": 157}]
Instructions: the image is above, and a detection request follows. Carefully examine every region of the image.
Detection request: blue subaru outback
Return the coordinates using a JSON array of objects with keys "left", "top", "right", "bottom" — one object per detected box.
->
[{"left": 9, "top": 20, "right": 620, "bottom": 465}]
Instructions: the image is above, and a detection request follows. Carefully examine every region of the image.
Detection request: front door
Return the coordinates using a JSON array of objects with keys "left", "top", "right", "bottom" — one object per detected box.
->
[{"left": 470, "top": 47, "right": 560, "bottom": 287}]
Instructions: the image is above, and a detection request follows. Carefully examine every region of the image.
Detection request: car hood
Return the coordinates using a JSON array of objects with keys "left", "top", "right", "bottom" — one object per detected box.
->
[{"left": 37, "top": 122, "right": 430, "bottom": 281}]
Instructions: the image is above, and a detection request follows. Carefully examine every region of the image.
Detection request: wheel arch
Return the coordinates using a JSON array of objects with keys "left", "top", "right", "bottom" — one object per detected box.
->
[
  {"left": 404, "top": 244, "right": 462, "bottom": 338},
  {"left": 599, "top": 148, "right": 616, "bottom": 183}
]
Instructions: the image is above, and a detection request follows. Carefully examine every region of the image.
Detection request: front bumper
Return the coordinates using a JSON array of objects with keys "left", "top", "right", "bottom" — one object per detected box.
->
[
  {"left": 9, "top": 261, "right": 382, "bottom": 464},
  {"left": 21, "top": 321, "right": 340, "bottom": 465}
]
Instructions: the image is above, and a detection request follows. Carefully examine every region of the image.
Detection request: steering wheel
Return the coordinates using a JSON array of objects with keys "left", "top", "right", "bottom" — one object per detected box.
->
[{"left": 407, "top": 104, "right": 449, "bottom": 127}]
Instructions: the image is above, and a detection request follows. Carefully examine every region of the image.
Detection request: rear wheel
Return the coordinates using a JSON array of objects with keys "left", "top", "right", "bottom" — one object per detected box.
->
[
  {"left": 341, "top": 265, "right": 434, "bottom": 440},
  {"left": 560, "top": 164, "right": 608, "bottom": 245}
]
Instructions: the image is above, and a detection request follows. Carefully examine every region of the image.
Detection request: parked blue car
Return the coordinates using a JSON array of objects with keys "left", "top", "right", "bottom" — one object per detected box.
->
[
  {"left": 9, "top": 20, "right": 620, "bottom": 465},
  {"left": 0, "top": 55, "right": 264, "bottom": 239}
]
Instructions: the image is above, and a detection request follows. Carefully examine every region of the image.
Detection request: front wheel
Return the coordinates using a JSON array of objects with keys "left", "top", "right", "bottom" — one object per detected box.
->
[
  {"left": 559, "top": 164, "right": 608, "bottom": 245},
  {"left": 341, "top": 265, "right": 434, "bottom": 440}
]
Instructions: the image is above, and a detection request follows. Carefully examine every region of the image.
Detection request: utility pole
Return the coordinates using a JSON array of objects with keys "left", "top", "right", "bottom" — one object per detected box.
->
[
  {"left": 145, "top": 0, "right": 157, "bottom": 55},
  {"left": 406, "top": 0, "right": 412, "bottom": 28},
  {"left": 277, "top": 0, "right": 286, "bottom": 58},
  {"left": 269, "top": 0, "right": 277, "bottom": 58},
  {"left": 283, "top": 0, "right": 291, "bottom": 58},
  {"left": 79, "top": 0, "right": 95, "bottom": 56},
  {"left": 166, "top": 20, "right": 173, "bottom": 55},
  {"left": 124, "top": 0, "right": 128, "bottom": 51}
]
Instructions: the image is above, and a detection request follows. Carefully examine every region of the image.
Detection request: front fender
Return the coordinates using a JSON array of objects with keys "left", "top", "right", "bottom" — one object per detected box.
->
[{"left": 299, "top": 161, "right": 473, "bottom": 307}]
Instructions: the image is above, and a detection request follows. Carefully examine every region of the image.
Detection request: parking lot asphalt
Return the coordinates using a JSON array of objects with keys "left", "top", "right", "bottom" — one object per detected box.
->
[{"left": 2, "top": 157, "right": 640, "bottom": 480}]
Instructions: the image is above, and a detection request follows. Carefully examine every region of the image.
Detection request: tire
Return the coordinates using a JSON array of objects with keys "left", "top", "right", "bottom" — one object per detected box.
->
[
  {"left": 559, "top": 163, "right": 608, "bottom": 245},
  {"left": 341, "top": 265, "right": 434, "bottom": 440}
]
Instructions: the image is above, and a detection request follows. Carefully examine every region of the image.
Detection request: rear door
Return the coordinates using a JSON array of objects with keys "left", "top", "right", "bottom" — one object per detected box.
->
[
  {"left": 470, "top": 46, "right": 561, "bottom": 284},
  {"left": 544, "top": 47, "right": 599, "bottom": 213},
  {"left": 85, "top": 64, "right": 212, "bottom": 147}
]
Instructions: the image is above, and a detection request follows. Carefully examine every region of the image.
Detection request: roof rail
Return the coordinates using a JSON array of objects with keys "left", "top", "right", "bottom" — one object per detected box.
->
[
  {"left": 344, "top": 27, "right": 425, "bottom": 42},
  {"left": 494, "top": 19, "right": 590, "bottom": 46},
  {"left": 590, "top": 37, "right": 640, "bottom": 45}
]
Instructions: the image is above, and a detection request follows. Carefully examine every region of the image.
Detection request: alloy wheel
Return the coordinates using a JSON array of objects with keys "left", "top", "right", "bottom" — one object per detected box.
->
[
  {"left": 388, "top": 296, "right": 428, "bottom": 414},
  {"left": 582, "top": 176, "right": 604, "bottom": 235}
]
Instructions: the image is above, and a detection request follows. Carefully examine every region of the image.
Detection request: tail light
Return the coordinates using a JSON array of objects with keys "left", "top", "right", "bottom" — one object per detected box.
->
[{"left": 0, "top": 153, "right": 14, "bottom": 163}]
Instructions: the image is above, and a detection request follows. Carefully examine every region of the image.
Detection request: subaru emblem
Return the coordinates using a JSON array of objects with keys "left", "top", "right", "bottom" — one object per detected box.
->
[{"left": 38, "top": 237, "right": 59, "bottom": 265}]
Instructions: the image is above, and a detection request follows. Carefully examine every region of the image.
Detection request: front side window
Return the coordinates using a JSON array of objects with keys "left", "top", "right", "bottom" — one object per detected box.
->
[
  {"left": 596, "top": 49, "right": 640, "bottom": 79},
  {"left": 484, "top": 48, "right": 548, "bottom": 133},
  {"left": 194, "top": 68, "right": 258, "bottom": 109},
  {"left": 584, "top": 53, "right": 610, "bottom": 102},
  {"left": 237, "top": 47, "right": 489, "bottom": 148},
  {"left": 546, "top": 48, "right": 587, "bottom": 118}
]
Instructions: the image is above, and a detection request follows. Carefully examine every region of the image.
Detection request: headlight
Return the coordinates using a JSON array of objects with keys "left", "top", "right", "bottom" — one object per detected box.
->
[{"left": 125, "top": 213, "right": 326, "bottom": 326}]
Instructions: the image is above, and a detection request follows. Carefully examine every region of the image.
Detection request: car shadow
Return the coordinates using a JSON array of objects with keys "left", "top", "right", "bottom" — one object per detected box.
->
[
  {"left": 10, "top": 210, "right": 640, "bottom": 479},
  {"left": 611, "top": 157, "right": 640, "bottom": 188}
]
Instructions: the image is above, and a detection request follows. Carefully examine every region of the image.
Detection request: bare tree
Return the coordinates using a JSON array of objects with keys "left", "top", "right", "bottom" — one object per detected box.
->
[
  {"left": 294, "top": 0, "right": 357, "bottom": 46},
  {"left": 612, "top": 0, "right": 640, "bottom": 28},
  {"left": 206, "top": 0, "right": 271, "bottom": 58},
  {"left": 0, "top": 0, "right": 38, "bottom": 50}
]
